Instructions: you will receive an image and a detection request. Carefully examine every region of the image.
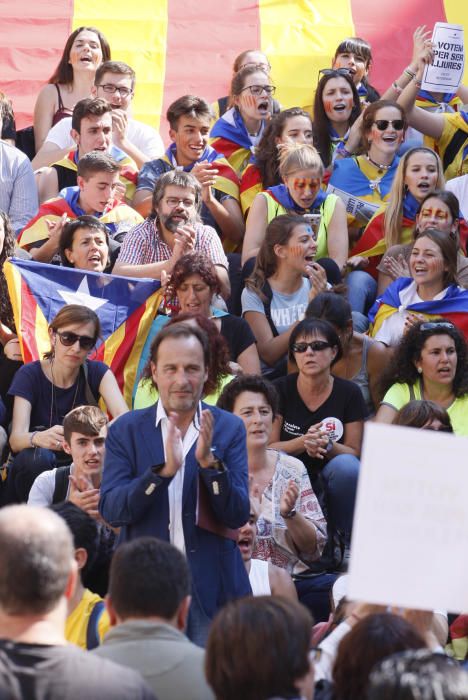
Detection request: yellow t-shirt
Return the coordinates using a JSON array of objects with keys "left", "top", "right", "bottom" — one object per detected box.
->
[
  {"left": 65, "top": 588, "right": 110, "bottom": 650},
  {"left": 382, "top": 381, "right": 468, "bottom": 437}
]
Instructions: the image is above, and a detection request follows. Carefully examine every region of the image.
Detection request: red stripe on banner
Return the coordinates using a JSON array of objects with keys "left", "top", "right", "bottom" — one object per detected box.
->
[
  {"left": 0, "top": 0, "right": 73, "bottom": 129},
  {"left": 161, "top": 0, "right": 260, "bottom": 139},
  {"left": 110, "top": 304, "right": 148, "bottom": 393},
  {"left": 350, "top": 0, "right": 447, "bottom": 94},
  {"left": 20, "top": 277, "right": 40, "bottom": 364}
]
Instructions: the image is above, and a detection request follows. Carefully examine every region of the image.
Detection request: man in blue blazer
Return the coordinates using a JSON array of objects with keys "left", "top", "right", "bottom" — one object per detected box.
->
[{"left": 100, "top": 322, "right": 251, "bottom": 645}]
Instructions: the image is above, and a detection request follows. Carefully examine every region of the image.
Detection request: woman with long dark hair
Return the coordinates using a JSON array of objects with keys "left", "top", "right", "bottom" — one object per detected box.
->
[{"left": 33, "top": 26, "right": 111, "bottom": 150}]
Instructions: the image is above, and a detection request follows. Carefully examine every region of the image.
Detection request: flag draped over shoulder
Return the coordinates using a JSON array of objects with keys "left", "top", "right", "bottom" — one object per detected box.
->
[
  {"left": 164, "top": 143, "right": 240, "bottom": 200},
  {"left": 240, "top": 163, "right": 263, "bottom": 215},
  {"left": 4, "top": 258, "right": 162, "bottom": 407},
  {"left": 210, "top": 108, "right": 256, "bottom": 176},
  {"left": 368, "top": 277, "right": 468, "bottom": 340}
]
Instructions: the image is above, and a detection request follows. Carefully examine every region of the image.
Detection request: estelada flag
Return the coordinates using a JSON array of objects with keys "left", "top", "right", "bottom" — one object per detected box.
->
[
  {"left": 4, "top": 258, "right": 162, "bottom": 407},
  {"left": 368, "top": 276, "right": 468, "bottom": 341}
]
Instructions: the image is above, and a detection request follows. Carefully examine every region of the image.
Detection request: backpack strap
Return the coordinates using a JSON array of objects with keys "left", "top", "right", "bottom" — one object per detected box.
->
[
  {"left": 81, "top": 361, "right": 99, "bottom": 407},
  {"left": 442, "top": 128, "right": 467, "bottom": 174},
  {"left": 86, "top": 600, "right": 106, "bottom": 650},
  {"left": 52, "top": 465, "right": 71, "bottom": 504},
  {"left": 261, "top": 280, "right": 278, "bottom": 337}
]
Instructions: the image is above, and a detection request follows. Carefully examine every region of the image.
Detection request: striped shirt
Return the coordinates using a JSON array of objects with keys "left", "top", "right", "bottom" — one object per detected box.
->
[
  {"left": 116, "top": 217, "right": 228, "bottom": 268},
  {"left": 0, "top": 142, "right": 38, "bottom": 233}
]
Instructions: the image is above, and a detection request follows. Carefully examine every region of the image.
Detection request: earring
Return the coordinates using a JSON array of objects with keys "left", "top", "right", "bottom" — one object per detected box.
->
[{"left": 417, "top": 367, "right": 422, "bottom": 374}]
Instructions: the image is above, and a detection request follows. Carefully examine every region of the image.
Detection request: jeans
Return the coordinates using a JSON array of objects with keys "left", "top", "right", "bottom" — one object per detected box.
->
[
  {"left": 186, "top": 585, "right": 213, "bottom": 648},
  {"left": 346, "top": 270, "right": 377, "bottom": 315},
  {"left": 321, "top": 454, "right": 360, "bottom": 544},
  {"left": 294, "top": 573, "right": 338, "bottom": 622}
]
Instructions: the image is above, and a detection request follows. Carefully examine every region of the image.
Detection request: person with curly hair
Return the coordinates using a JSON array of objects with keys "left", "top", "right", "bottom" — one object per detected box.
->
[{"left": 376, "top": 319, "right": 468, "bottom": 435}]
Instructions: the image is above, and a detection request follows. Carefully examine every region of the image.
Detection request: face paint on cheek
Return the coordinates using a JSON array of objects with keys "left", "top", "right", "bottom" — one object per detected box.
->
[
  {"left": 323, "top": 99, "right": 334, "bottom": 117},
  {"left": 289, "top": 244, "right": 304, "bottom": 258},
  {"left": 241, "top": 93, "right": 258, "bottom": 110}
]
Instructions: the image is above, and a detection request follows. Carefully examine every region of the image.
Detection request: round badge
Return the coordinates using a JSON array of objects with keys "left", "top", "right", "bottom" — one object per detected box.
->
[{"left": 320, "top": 417, "right": 344, "bottom": 442}]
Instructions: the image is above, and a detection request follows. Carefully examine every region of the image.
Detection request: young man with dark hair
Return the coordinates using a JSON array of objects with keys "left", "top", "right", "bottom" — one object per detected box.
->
[
  {"left": 100, "top": 322, "right": 251, "bottom": 646},
  {"left": 0, "top": 505, "right": 155, "bottom": 698},
  {"left": 28, "top": 405, "right": 107, "bottom": 511},
  {"left": 35, "top": 97, "right": 139, "bottom": 204},
  {"left": 114, "top": 169, "right": 230, "bottom": 298},
  {"left": 33, "top": 61, "right": 164, "bottom": 171},
  {"left": 94, "top": 537, "right": 214, "bottom": 699},
  {"left": 51, "top": 501, "right": 110, "bottom": 650},
  {"left": 19, "top": 151, "right": 142, "bottom": 262},
  {"left": 133, "top": 94, "right": 244, "bottom": 250}
]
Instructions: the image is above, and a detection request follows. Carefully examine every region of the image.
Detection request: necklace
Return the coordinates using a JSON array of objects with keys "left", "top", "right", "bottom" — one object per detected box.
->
[
  {"left": 49, "top": 359, "right": 80, "bottom": 428},
  {"left": 365, "top": 154, "right": 393, "bottom": 172}
]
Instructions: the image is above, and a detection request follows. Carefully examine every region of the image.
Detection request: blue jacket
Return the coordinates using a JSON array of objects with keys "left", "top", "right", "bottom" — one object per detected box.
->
[{"left": 100, "top": 403, "right": 251, "bottom": 618}]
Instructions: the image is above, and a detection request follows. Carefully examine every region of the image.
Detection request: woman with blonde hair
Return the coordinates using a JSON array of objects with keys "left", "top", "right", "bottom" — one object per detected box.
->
[
  {"left": 350, "top": 147, "right": 444, "bottom": 278},
  {"left": 242, "top": 142, "right": 347, "bottom": 270}
]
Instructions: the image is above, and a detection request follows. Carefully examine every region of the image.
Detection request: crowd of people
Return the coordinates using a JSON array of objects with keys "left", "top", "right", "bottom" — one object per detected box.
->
[{"left": 0, "top": 19, "right": 468, "bottom": 700}]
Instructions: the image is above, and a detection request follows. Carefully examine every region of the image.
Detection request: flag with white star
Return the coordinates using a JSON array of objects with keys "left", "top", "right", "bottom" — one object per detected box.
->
[{"left": 4, "top": 258, "right": 162, "bottom": 407}]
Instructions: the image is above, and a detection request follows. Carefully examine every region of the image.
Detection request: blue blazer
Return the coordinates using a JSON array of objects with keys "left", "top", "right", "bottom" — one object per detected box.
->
[{"left": 100, "top": 403, "right": 251, "bottom": 618}]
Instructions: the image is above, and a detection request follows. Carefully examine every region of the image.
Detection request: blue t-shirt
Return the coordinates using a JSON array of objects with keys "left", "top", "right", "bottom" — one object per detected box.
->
[{"left": 8, "top": 360, "right": 108, "bottom": 429}]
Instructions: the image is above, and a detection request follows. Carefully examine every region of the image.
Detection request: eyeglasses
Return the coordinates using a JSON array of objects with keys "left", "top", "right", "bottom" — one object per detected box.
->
[
  {"left": 292, "top": 341, "right": 332, "bottom": 353},
  {"left": 56, "top": 331, "right": 95, "bottom": 351},
  {"left": 319, "top": 68, "right": 351, "bottom": 78},
  {"left": 97, "top": 84, "right": 133, "bottom": 98},
  {"left": 240, "top": 84, "right": 276, "bottom": 96},
  {"left": 419, "top": 321, "right": 455, "bottom": 332},
  {"left": 165, "top": 196, "right": 195, "bottom": 209},
  {"left": 373, "top": 119, "right": 405, "bottom": 131}
]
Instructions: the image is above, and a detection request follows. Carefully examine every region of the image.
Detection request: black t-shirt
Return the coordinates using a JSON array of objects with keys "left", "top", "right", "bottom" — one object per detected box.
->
[
  {"left": 0, "top": 640, "right": 155, "bottom": 699},
  {"left": 273, "top": 373, "right": 366, "bottom": 476},
  {"left": 220, "top": 314, "right": 256, "bottom": 361}
]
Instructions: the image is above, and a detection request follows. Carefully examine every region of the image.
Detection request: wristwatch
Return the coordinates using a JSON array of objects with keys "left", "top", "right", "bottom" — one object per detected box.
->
[{"left": 282, "top": 508, "right": 297, "bottom": 520}]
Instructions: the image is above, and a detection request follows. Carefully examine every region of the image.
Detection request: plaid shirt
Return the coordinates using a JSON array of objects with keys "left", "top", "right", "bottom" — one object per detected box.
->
[{"left": 116, "top": 217, "right": 228, "bottom": 268}]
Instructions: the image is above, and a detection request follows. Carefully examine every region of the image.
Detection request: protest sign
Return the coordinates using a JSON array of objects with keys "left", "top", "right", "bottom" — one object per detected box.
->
[
  {"left": 348, "top": 422, "right": 468, "bottom": 612},
  {"left": 422, "top": 22, "right": 464, "bottom": 93},
  {"left": 326, "top": 185, "right": 380, "bottom": 224}
]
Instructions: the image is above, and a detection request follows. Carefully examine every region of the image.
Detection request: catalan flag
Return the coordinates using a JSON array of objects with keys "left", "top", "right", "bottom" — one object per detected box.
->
[
  {"left": 4, "top": 258, "right": 162, "bottom": 407},
  {"left": 369, "top": 277, "right": 468, "bottom": 340},
  {"left": 240, "top": 164, "right": 263, "bottom": 216},
  {"left": 210, "top": 109, "right": 257, "bottom": 176}
]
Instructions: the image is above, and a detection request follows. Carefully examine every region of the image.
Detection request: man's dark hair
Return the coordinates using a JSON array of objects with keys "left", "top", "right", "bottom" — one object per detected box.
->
[
  {"left": 77, "top": 151, "right": 120, "bottom": 179},
  {"left": 0, "top": 506, "right": 74, "bottom": 615},
  {"left": 166, "top": 95, "right": 212, "bottom": 131},
  {"left": 217, "top": 375, "right": 279, "bottom": 418},
  {"left": 72, "top": 97, "right": 113, "bottom": 133},
  {"left": 95, "top": 60, "right": 136, "bottom": 90},
  {"left": 51, "top": 502, "right": 99, "bottom": 582},
  {"left": 150, "top": 321, "right": 210, "bottom": 370},
  {"left": 108, "top": 537, "right": 191, "bottom": 620}
]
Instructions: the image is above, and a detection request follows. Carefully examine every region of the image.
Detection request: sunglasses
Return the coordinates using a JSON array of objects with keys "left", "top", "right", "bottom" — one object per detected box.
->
[
  {"left": 56, "top": 331, "right": 95, "bottom": 351},
  {"left": 373, "top": 119, "right": 405, "bottom": 131},
  {"left": 319, "top": 68, "right": 351, "bottom": 78},
  {"left": 419, "top": 321, "right": 455, "bottom": 332},
  {"left": 292, "top": 341, "right": 332, "bottom": 353}
]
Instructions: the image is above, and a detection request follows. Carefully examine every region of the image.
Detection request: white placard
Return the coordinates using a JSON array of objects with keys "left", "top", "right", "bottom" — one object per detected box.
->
[
  {"left": 422, "top": 23, "right": 464, "bottom": 93},
  {"left": 348, "top": 422, "right": 468, "bottom": 612}
]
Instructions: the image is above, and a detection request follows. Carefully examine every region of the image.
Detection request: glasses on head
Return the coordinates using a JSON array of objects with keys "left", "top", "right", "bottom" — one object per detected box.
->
[
  {"left": 165, "top": 196, "right": 195, "bottom": 209},
  {"left": 419, "top": 321, "right": 455, "bottom": 332},
  {"left": 373, "top": 119, "right": 405, "bottom": 131},
  {"left": 56, "top": 331, "right": 95, "bottom": 351},
  {"left": 239, "top": 61, "right": 271, "bottom": 71},
  {"left": 292, "top": 341, "right": 332, "bottom": 353},
  {"left": 240, "top": 84, "right": 276, "bottom": 96},
  {"left": 97, "top": 84, "right": 133, "bottom": 98},
  {"left": 319, "top": 68, "right": 351, "bottom": 78}
]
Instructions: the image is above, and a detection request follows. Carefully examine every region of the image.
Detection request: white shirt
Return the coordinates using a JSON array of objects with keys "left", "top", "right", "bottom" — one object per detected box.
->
[
  {"left": 446, "top": 174, "right": 468, "bottom": 220},
  {"left": 28, "top": 463, "right": 75, "bottom": 506},
  {"left": 44, "top": 116, "right": 165, "bottom": 160},
  {"left": 155, "top": 401, "right": 201, "bottom": 554}
]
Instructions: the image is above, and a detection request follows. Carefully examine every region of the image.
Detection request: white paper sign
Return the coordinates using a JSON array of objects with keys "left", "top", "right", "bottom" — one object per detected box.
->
[
  {"left": 348, "top": 422, "right": 468, "bottom": 612},
  {"left": 422, "top": 22, "right": 464, "bottom": 93}
]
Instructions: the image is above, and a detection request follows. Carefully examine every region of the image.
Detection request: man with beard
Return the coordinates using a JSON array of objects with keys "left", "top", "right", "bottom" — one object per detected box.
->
[
  {"left": 33, "top": 61, "right": 164, "bottom": 171},
  {"left": 113, "top": 170, "right": 230, "bottom": 298}
]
